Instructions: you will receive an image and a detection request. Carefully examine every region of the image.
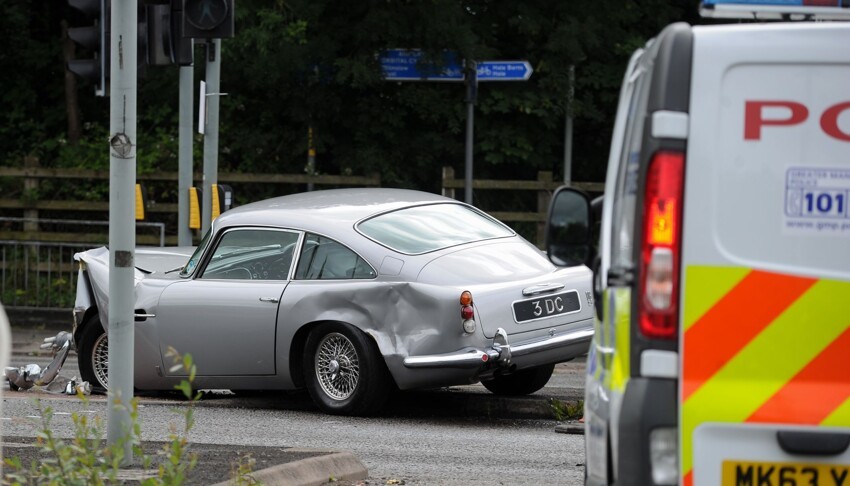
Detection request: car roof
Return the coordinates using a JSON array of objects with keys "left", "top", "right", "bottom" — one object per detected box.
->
[{"left": 213, "top": 188, "right": 457, "bottom": 236}]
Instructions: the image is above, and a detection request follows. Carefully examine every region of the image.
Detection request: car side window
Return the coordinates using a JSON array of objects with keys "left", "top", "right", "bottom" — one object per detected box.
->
[
  {"left": 295, "top": 233, "right": 376, "bottom": 280},
  {"left": 200, "top": 228, "right": 300, "bottom": 280}
]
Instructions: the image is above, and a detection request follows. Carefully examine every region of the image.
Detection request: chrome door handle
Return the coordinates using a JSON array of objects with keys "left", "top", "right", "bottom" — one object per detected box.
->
[{"left": 259, "top": 297, "right": 279, "bottom": 304}]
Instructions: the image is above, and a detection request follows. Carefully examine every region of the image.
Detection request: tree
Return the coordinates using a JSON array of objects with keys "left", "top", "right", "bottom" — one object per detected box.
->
[{"left": 0, "top": 0, "right": 699, "bottom": 202}]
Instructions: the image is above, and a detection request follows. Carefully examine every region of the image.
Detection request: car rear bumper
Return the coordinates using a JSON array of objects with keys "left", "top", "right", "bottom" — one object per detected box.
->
[{"left": 402, "top": 326, "right": 594, "bottom": 370}]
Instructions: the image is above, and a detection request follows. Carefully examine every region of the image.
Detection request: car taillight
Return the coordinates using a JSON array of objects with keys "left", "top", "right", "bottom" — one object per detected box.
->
[
  {"left": 460, "top": 290, "right": 476, "bottom": 334},
  {"left": 639, "top": 151, "right": 684, "bottom": 340}
]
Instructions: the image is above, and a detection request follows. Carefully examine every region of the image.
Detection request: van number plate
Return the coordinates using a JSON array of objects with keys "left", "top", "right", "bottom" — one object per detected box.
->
[
  {"left": 512, "top": 290, "right": 580, "bottom": 323},
  {"left": 722, "top": 460, "right": 850, "bottom": 486}
]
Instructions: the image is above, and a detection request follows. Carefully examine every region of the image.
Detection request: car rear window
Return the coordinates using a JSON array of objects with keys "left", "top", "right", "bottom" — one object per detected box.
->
[{"left": 356, "top": 203, "right": 514, "bottom": 254}]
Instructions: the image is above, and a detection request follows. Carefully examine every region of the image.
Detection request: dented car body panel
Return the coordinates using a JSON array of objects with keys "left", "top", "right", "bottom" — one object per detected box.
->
[{"left": 73, "top": 188, "right": 594, "bottom": 395}]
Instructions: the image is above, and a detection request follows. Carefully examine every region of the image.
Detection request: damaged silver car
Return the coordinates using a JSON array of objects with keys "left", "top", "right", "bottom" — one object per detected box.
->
[{"left": 72, "top": 188, "right": 594, "bottom": 415}]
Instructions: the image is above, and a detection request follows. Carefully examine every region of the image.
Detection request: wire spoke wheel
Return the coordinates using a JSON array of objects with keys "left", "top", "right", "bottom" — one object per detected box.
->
[
  {"left": 314, "top": 332, "right": 360, "bottom": 401},
  {"left": 91, "top": 333, "right": 109, "bottom": 389}
]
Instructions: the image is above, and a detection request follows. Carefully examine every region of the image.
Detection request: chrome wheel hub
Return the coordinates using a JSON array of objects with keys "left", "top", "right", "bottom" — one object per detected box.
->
[
  {"left": 328, "top": 360, "right": 340, "bottom": 381},
  {"left": 315, "top": 333, "right": 359, "bottom": 401}
]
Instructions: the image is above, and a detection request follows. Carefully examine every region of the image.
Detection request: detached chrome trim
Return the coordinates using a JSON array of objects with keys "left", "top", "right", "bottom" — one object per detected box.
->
[{"left": 402, "top": 326, "right": 594, "bottom": 369}]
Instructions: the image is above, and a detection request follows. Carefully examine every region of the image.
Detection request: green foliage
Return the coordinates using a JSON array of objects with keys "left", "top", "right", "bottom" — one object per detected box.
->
[
  {"left": 1, "top": 0, "right": 701, "bottom": 206},
  {"left": 153, "top": 347, "right": 200, "bottom": 485},
  {"left": 2, "top": 351, "right": 254, "bottom": 485},
  {"left": 2, "top": 398, "right": 128, "bottom": 485},
  {"left": 550, "top": 398, "right": 584, "bottom": 421},
  {"left": 0, "top": 246, "right": 77, "bottom": 308},
  {"left": 230, "top": 455, "right": 262, "bottom": 486}
]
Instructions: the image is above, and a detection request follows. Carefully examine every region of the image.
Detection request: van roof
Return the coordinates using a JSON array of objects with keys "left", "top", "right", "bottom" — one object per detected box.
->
[{"left": 700, "top": 0, "right": 850, "bottom": 20}]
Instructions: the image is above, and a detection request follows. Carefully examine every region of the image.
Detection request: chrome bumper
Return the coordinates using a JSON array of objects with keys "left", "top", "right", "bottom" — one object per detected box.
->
[{"left": 402, "top": 327, "right": 594, "bottom": 370}]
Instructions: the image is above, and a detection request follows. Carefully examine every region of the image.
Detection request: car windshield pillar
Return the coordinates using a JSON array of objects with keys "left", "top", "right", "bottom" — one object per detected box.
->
[{"left": 180, "top": 228, "right": 212, "bottom": 277}]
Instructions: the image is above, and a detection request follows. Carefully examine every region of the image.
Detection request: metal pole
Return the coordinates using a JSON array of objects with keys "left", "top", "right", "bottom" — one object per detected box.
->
[
  {"left": 0, "top": 303, "right": 11, "bottom": 477},
  {"left": 464, "top": 61, "right": 477, "bottom": 205},
  {"left": 307, "top": 125, "right": 315, "bottom": 192},
  {"left": 107, "top": 0, "right": 137, "bottom": 462},
  {"left": 178, "top": 65, "right": 194, "bottom": 246},
  {"left": 563, "top": 65, "right": 575, "bottom": 184},
  {"left": 201, "top": 39, "right": 221, "bottom": 234}
]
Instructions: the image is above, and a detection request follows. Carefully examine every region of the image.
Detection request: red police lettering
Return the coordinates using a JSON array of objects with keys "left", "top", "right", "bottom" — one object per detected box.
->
[
  {"left": 744, "top": 100, "right": 808, "bottom": 140},
  {"left": 745, "top": 100, "right": 850, "bottom": 141},
  {"left": 821, "top": 101, "right": 850, "bottom": 142}
]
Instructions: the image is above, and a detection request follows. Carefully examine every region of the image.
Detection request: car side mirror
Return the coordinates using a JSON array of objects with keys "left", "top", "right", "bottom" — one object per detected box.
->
[{"left": 545, "top": 187, "right": 595, "bottom": 268}]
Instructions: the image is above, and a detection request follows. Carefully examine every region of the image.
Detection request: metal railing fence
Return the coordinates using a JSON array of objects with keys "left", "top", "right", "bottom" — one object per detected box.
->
[{"left": 0, "top": 218, "right": 166, "bottom": 309}]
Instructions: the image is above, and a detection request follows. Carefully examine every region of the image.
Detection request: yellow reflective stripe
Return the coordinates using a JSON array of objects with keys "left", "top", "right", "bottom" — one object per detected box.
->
[
  {"left": 211, "top": 183, "right": 221, "bottom": 220},
  {"left": 822, "top": 395, "right": 850, "bottom": 427},
  {"left": 682, "top": 266, "right": 749, "bottom": 332},
  {"left": 610, "top": 287, "right": 631, "bottom": 392},
  {"left": 188, "top": 187, "right": 201, "bottom": 230},
  {"left": 595, "top": 289, "right": 613, "bottom": 388},
  {"left": 134, "top": 184, "right": 145, "bottom": 220},
  {"left": 591, "top": 315, "right": 605, "bottom": 386},
  {"left": 682, "top": 279, "right": 850, "bottom": 476}
]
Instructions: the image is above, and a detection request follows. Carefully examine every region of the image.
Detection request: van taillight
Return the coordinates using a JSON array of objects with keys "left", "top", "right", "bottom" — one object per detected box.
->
[{"left": 639, "top": 151, "right": 684, "bottom": 340}]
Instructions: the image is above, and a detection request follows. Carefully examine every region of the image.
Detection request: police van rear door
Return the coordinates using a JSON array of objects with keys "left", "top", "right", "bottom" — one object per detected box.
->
[{"left": 680, "top": 6, "right": 850, "bottom": 485}]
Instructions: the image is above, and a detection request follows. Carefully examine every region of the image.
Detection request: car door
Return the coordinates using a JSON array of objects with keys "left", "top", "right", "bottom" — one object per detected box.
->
[{"left": 156, "top": 227, "right": 300, "bottom": 377}]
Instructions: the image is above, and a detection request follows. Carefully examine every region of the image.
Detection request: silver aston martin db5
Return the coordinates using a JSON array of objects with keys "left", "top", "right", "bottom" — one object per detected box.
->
[{"left": 72, "top": 188, "right": 594, "bottom": 415}]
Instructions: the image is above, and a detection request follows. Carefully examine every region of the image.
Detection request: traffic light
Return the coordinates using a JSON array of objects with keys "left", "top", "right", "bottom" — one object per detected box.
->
[
  {"left": 183, "top": 0, "right": 234, "bottom": 39},
  {"left": 146, "top": 1, "right": 193, "bottom": 66},
  {"left": 67, "top": 0, "right": 109, "bottom": 96},
  {"left": 67, "top": 0, "right": 154, "bottom": 95}
]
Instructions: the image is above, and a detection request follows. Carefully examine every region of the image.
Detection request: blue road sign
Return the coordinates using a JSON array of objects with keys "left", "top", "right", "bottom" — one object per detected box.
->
[
  {"left": 476, "top": 61, "right": 533, "bottom": 81},
  {"left": 379, "top": 49, "right": 533, "bottom": 82},
  {"left": 379, "top": 49, "right": 464, "bottom": 81}
]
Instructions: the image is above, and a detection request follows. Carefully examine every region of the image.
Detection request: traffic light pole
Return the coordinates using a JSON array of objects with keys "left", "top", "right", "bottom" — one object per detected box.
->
[
  {"left": 178, "top": 64, "right": 194, "bottom": 246},
  {"left": 563, "top": 65, "right": 575, "bottom": 184},
  {"left": 464, "top": 61, "right": 477, "bottom": 205},
  {"left": 107, "top": 0, "right": 137, "bottom": 463},
  {"left": 201, "top": 39, "right": 221, "bottom": 234}
]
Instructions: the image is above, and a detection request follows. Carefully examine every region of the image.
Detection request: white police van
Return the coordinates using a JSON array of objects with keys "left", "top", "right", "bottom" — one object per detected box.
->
[{"left": 546, "top": 1, "right": 850, "bottom": 484}]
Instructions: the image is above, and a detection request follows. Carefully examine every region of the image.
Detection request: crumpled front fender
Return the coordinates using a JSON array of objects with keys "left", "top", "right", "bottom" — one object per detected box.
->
[{"left": 73, "top": 247, "right": 148, "bottom": 335}]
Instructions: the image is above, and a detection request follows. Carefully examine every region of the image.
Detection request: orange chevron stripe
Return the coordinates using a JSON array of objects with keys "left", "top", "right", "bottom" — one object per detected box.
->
[
  {"left": 684, "top": 470, "right": 693, "bottom": 486},
  {"left": 682, "top": 271, "right": 817, "bottom": 401},
  {"left": 746, "top": 324, "right": 850, "bottom": 424}
]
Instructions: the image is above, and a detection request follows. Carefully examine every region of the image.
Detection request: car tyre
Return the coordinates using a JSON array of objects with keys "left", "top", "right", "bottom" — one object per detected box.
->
[
  {"left": 303, "top": 322, "right": 391, "bottom": 416},
  {"left": 78, "top": 315, "right": 109, "bottom": 393},
  {"left": 482, "top": 363, "right": 555, "bottom": 396}
]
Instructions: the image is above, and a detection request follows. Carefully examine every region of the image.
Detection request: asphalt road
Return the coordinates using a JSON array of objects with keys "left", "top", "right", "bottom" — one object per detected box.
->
[
  {"left": 3, "top": 397, "right": 585, "bottom": 484},
  {"left": 3, "top": 332, "right": 587, "bottom": 484}
]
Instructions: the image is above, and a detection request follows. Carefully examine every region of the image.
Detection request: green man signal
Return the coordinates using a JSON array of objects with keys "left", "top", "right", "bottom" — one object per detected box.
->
[{"left": 183, "top": 0, "right": 234, "bottom": 39}]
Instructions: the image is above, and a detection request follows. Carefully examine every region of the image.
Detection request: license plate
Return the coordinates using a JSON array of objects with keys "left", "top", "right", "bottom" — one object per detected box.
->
[
  {"left": 512, "top": 290, "right": 580, "bottom": 323},
  {"left": 722, "top": 460, "right": 850, "bottom": 486}
]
